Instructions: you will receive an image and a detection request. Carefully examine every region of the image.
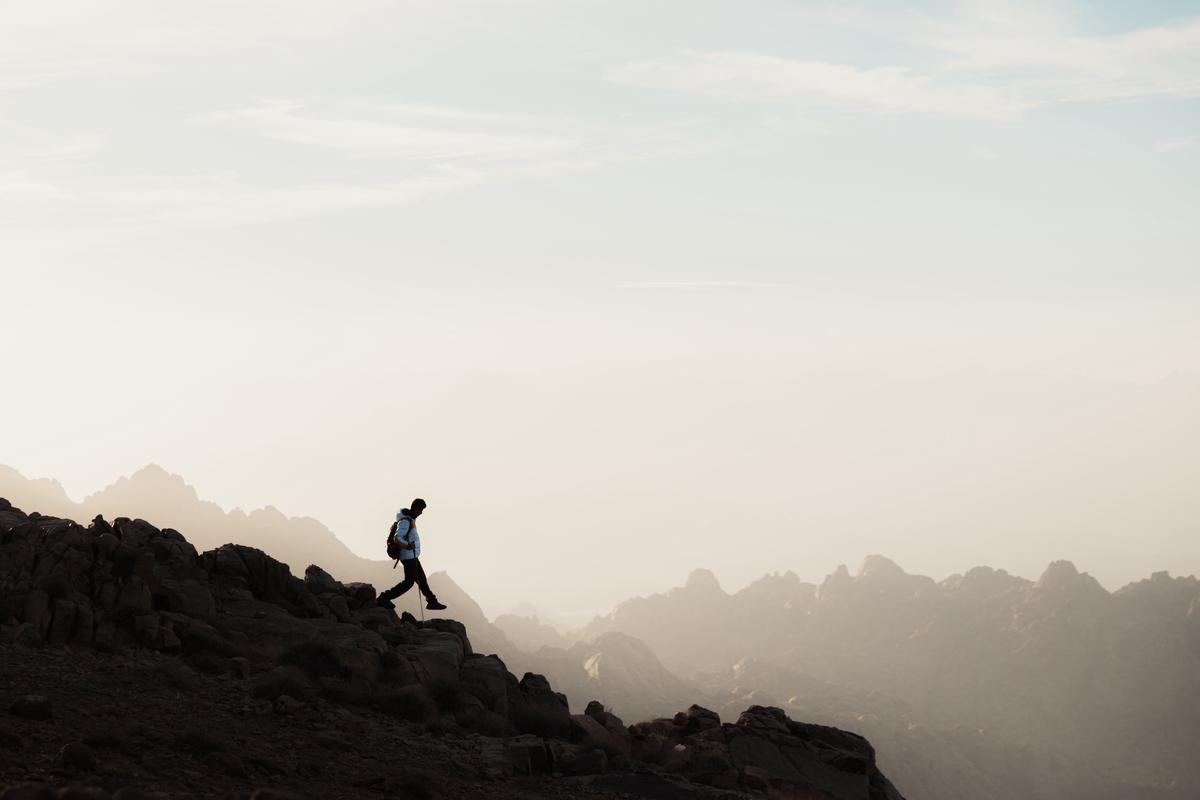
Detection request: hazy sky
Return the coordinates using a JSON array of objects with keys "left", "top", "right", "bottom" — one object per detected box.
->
[{"left": 3, "top": 0, "right": 1198, "bottom": 618}]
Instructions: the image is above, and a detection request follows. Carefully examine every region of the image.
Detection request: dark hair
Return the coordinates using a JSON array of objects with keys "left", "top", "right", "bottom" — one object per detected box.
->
[{"left": 411, "top": 498, "right": 427, "bottom": 510}]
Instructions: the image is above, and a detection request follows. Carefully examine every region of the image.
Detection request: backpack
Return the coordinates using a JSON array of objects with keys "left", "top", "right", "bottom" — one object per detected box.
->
[{"left": 386, "top": 516, "right": 412, "bottom": 560}]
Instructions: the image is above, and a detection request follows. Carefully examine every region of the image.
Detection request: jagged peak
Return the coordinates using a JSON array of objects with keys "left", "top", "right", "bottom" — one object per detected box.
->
[
  {"left": 1036, "top": 560, "right": 1080, "bottom": 587},
  {"left": 684, "top": 568, "right": 723, "bottom": 593},
  {"left": 816, "top": 564, "right": 852, "bottom": 601},
  {"left": 857, "top": 554, "right": 906, "bottom": 580},
  {"left": 131, "top": 463, "right": 175, "bottom": 481},
  {"left": 248, "top": 504, "right": 288, "bottom": 522},
  {"left": 1034, "top": 560, "right": 1108, "bottom": 598},
  {"left": 92, "top": 464, "right": 198, "bottom": 503},
  {"left": 0, "top": 465, "right": 70, "bottom": 497},
  {"left": 943, "top": 565, "right": 1030, "bottom": 595},
  {"left": 0, "top": 464, "right": 61, "bottom": 486}
]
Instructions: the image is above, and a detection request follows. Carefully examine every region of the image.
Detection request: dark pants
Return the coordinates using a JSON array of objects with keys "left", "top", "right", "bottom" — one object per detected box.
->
[{"left": 380, "top": 557, "right": 438, "bottom": 602}]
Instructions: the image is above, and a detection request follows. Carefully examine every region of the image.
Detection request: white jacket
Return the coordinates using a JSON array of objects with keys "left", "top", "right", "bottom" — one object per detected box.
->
[{"left": 394, "top": 513, "right": 420, "bottom": 560}]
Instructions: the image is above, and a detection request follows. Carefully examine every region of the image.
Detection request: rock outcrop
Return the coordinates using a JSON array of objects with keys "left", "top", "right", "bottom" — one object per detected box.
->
[
  {"left": 0, "top": 497, "right": 904, "bottom": 799},
  {"left": 0, "top": 464, "right": 521, "bottom": 660},
  {"left": 629, "top": 704, "right": 903, "bottom": 800}
]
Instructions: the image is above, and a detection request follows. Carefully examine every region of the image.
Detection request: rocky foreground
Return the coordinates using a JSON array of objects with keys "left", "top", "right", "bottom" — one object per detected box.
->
[{"left": 0, "top": 498, "right": 904, "bottom": 799}]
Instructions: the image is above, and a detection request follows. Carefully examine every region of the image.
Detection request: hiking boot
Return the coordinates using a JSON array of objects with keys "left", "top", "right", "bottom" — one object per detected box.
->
[
  {"left": 376, "top": 596, "right": 396, "bottom": 610},
  {"left": 426, "top": 600, "right": 447, "bottom": 611}
]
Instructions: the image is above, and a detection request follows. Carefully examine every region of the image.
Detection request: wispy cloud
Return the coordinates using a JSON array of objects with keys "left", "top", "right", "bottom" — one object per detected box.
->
[
  {"left": 1, "top": 98, "right": 694, "bottom": 251},
  {"left": 922, "top": 13, "right": 1200, "bottom": 104},
  {"left": 1153, "top": 137, "right": 1200, "bottom": 152},
  {"left": 609, "top": 51, "right": 1026, "bottom": 120},
  {"left": 609, "top": 8, "right": 1200, "bottom": 120},
  {"left": 199, "top": 100, "right": 582, "bottom": 162}
]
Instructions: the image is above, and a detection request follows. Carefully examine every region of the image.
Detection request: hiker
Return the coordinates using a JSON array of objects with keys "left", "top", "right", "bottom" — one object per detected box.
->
[{"left": 378, "top": 497, "right": 447, "bottom": 611}]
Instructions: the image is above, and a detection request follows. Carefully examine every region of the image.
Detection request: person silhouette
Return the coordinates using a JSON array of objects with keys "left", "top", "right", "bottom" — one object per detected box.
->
[{"left": 378, "top": 497, "right": 447, "bottom": 611}]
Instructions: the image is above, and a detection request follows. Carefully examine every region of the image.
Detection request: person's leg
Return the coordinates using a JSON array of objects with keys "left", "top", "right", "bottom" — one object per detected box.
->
[
  {"left": 413, "top": 559, "right": 446, "bottom": 608},
  {"left": 413, "top": 558, "right": 434, "bottom": 601},
  {"left": 379, "top": 560, "right": 417, "bottom": 601}
]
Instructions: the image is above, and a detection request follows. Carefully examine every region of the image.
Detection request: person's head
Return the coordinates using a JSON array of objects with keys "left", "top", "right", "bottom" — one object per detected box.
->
[{"left": 409, "top": 497, "right": 427, "bottom": 518}]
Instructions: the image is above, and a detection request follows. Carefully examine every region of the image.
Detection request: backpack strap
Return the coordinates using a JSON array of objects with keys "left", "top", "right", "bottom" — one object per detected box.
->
[{"left": 395, "top": 515, "right": 414, "bottom": 545}]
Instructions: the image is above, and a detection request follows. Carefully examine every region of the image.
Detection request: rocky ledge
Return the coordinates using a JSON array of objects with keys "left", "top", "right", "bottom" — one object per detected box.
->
[{"left": 0, "top": 498, "right": 904, "bottom": 800}]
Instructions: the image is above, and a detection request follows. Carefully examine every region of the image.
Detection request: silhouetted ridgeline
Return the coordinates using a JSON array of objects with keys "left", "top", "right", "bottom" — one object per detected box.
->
[
  {"left": 0, "top": 464, "right": 517, "bottom": 659},
  {"left": 0, "top": 496, "right": 905, "bottom": 799}
]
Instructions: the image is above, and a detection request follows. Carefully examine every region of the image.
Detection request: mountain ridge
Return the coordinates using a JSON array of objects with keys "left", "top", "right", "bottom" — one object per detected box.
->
[{"left": 0, "top": 494, "right": 906, "bottom": 800}]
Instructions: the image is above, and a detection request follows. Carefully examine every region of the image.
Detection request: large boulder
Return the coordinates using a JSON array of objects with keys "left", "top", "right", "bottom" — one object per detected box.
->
[
  {"left": 200, "top": 544, "right": 321, "bottom": 617},
  {"left": 511, "top": 673, "right": 572, "bottom": 739},
  {"left": 461, "top": 654, "right": 512, "bottom": 716},
  {"left": 632, "top": 704, "right": 903, "bottom": 799}
]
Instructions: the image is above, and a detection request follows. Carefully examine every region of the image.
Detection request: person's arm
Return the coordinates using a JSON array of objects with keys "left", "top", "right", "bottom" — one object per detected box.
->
[{"left": 395, "top": 518, "right": 416, "bottom": 549}]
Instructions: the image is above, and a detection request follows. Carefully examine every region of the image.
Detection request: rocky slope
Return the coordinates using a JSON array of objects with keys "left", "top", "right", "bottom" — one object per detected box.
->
[
  {"left": 0, "top": 464, "right": 519, "bottom": 660},
  {"left": 0, "top": 497, "right": 904, "bottom": 800}
]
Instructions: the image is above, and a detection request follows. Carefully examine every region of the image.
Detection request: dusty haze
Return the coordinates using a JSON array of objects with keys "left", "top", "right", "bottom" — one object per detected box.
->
[{"left": 3, "top": 0, "right": 1199, "bottom": 618}]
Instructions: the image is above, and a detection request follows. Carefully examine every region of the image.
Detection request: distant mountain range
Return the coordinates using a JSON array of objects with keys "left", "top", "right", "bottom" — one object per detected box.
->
[
  {"left": 4, "top": 464, "right": 1197, "bottom": 800},
  {"left": 564, "top": 556, "right": 1200, "bottom": 800}
]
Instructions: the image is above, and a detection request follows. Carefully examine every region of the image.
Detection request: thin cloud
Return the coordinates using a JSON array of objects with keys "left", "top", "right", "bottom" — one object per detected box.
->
[
  {"left": 609, "top": 11, "right": 1200, "bottom": 119},
  {"left": 920, "top": 11, "right": 1200, "bottom": 104},
  {"left": 1154, "top": 138, "right": 1200, "bottom": 152},
  {"left": 609, "top": 51, "right": 1026, "bottom": 120},
  {"left": 200, "top": 100, "right": 582, "bottom": 162}
]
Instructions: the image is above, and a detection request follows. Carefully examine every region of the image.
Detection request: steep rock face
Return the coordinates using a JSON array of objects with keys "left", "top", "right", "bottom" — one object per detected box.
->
[{"left": 0, "top": 497, "right": 905, "bottom": 799}]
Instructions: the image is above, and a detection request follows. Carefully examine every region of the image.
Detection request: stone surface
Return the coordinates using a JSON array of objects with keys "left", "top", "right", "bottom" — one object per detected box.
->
[{"left": 9, "top": 695, "right": 52, "bottom": 721}]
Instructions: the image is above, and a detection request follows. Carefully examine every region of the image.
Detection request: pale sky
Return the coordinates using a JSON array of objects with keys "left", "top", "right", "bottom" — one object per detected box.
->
[{"left": 2, "top": 0, "right": 1198, "bottom": 618}]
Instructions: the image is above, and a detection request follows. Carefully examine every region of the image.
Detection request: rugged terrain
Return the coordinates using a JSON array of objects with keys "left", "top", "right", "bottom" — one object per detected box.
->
[
  {"left": 575, "top": 560, "right": 1200, "bottom": 799},
  {"left": 10, "top": 464, "right": 1197, "bottom": 799},
  {"left": 0, "top": 497, "right": 904, "bottom": 800}
]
